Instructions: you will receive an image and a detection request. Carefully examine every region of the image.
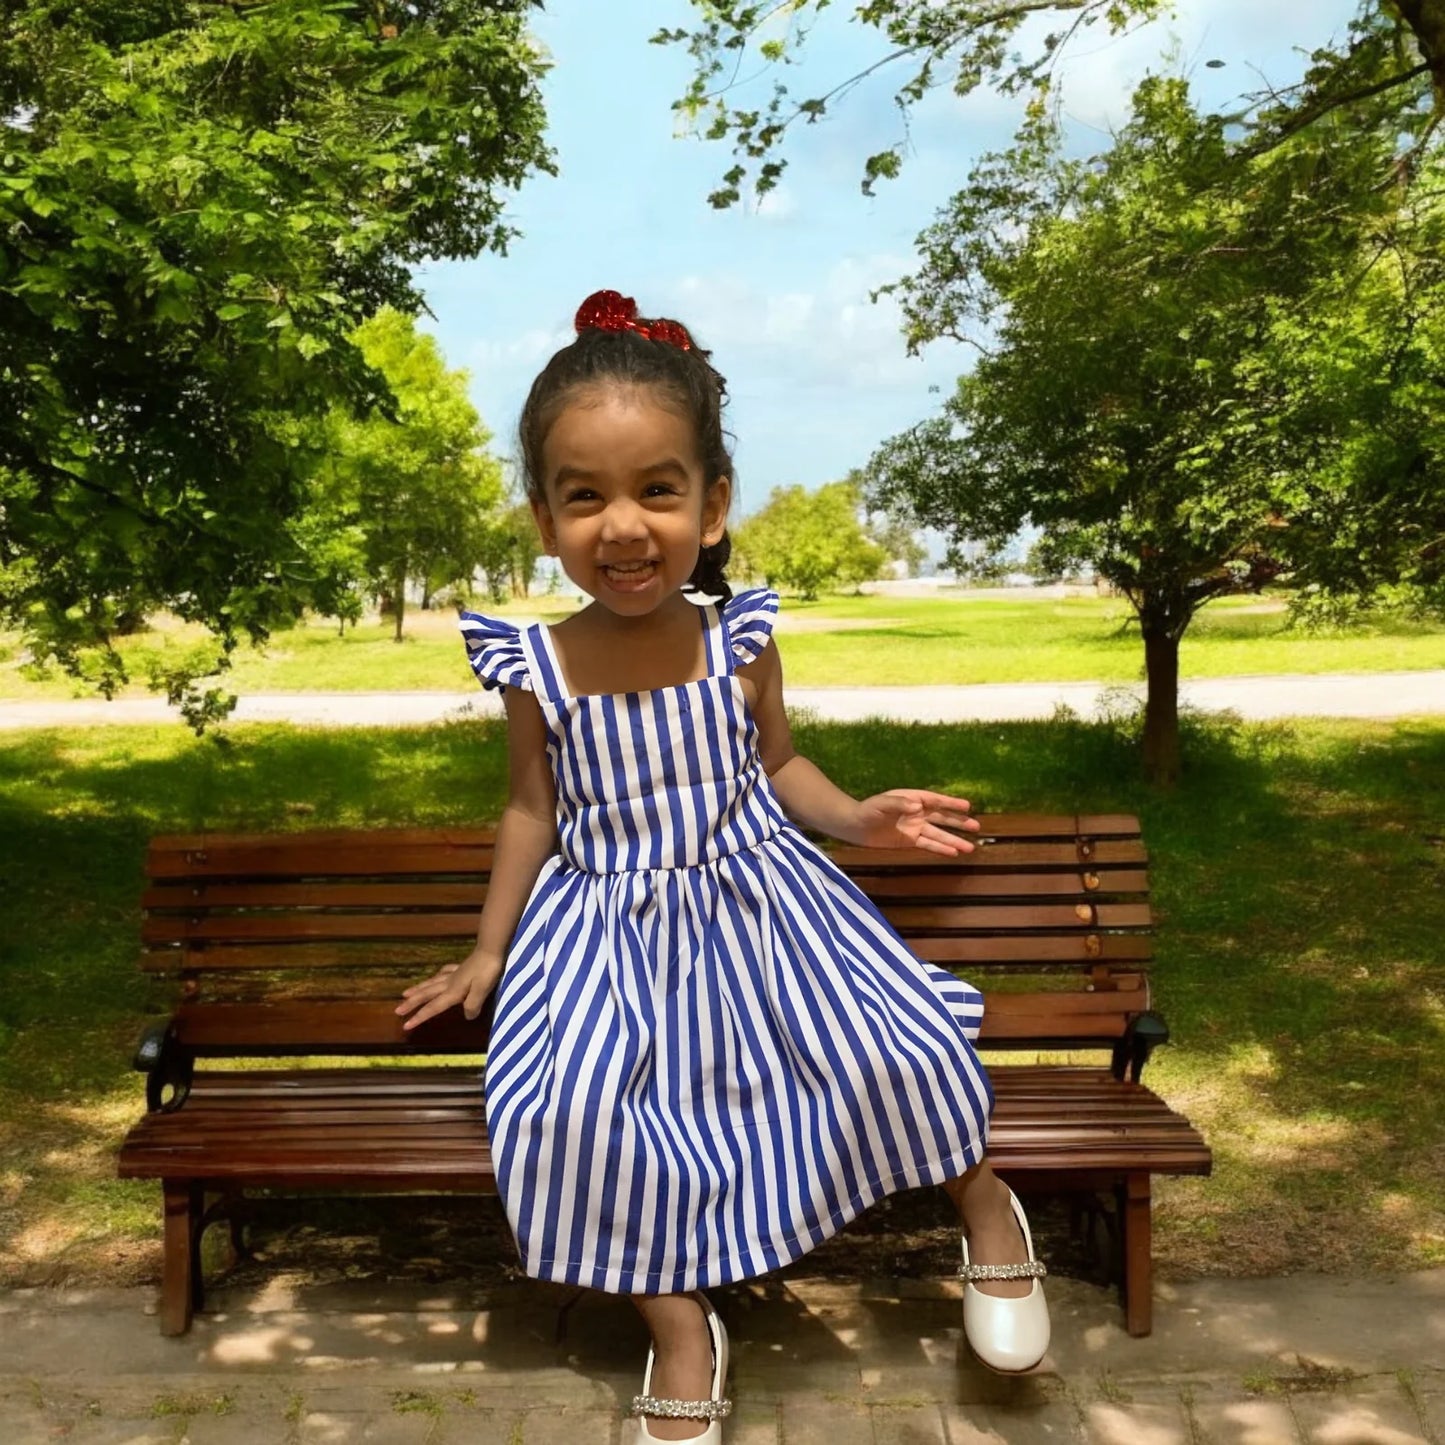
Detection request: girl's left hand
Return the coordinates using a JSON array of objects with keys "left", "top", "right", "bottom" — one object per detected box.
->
[{"left": 853, "top": 790, "right": 981, "bottom": 854}]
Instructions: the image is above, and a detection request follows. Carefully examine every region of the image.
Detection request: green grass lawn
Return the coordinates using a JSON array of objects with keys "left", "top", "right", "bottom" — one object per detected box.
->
[
  {"left": 1, "top": 712, "right": 1441, "bottom": 1290},
  {"left": 3, "top": 592, "right": 1442, "bottom": 699}
]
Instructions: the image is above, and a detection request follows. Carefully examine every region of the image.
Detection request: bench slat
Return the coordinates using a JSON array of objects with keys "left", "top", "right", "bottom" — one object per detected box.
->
[
  {"left": 141, "top": 942, "right": 466, "bottom": 973},
  {"left": 166, "top": 983, "right": 1145, "bottom": 1052},
  {"left": 911, "top": 936, "right": 1152, "bottom": 965},
  {"left": 140, "top": 899, "right": 1154, "bottom": 945},
  {"left": 141, "top": 868, "right": 1151, "bottom": 913},
  {"left": 143, "top": 882, "right": 498, "bottom": 910},
  {"left": 837, "top": 870, "right": 1149, "bottom": 900},
  {"left": 885, "top": 902, "right": 1151, "bottom": 930},
  {"left": 144, "top": 816, "right": 1140, "bottom": 856},
  {"left": 144, "top": 835, "right": 1145, "bottom": 882},
  {"left": 145, "top": 843, "right": 500, "bottom": 880},
  {"left": 142, "top": 913, "right": 505, "bottom": 944},
  {"left": 149, "top": 826, "right": 500, "bottom": 852},
  {"left": 827, "top": 840, "right": 1147, "bottom": 869},
  {"left": 118, "top": 1152, "right": 496, "bottom": 1179},
  {"left": 139, "top": 933, "right": 1156, "bottom": 974},
  {"left": 173, "top": 1002, "right": 487, "bottom": 1050},
  {"left": 128, "top": 1110, "right": 484, "bottom": 1130}
]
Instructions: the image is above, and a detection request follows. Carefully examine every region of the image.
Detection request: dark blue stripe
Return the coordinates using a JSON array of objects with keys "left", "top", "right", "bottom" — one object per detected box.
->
[
  {"left": 573, "top": 699, "right": 620, "bottom": 873},
  {"left": 625, "top": 695, "right": 664, "bottom": 869},
  {"left": 526, "top": 623, "right": 564, "bottom": 700},
  {"left": 650, "top": 690, "right": 690, "bottom": 868}
]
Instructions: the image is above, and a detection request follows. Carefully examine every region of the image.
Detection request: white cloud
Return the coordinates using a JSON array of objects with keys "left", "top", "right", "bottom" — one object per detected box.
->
[
  {"left": 1046, "top": 0, "right": 1358, "bottom": 135},
  {"left": 661, "top": 254, "right": 948, "bottom": 397},
  {"left": 752, "top": 184, "right": 799, "bottom": 222},
  {"left": 467, "top": 325, "right": 571, "bottom": 373}
]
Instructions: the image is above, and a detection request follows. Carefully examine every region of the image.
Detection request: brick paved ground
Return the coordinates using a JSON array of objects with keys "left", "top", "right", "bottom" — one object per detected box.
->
[{"left": 2, "top": 1272, "right": 1441, "bottom": 1443}]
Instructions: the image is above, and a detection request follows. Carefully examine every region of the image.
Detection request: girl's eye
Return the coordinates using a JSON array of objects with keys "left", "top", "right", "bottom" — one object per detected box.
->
[
  {"left": 563, "top": 489, "right": 598, "bottom": 504},
  {"left": 644, "top": 483, "right": 677, "bottom": 497}
]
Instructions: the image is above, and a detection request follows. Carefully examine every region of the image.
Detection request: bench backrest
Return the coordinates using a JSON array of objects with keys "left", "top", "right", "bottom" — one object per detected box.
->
[{"left": 141, "top": 815, "right": 1151, "bottom": 1058}]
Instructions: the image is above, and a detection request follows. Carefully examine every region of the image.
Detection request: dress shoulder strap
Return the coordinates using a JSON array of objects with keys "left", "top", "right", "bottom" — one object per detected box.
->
[
  {"left": 518, "top": 623, "right": 568, "bottom": 703},
  {"left": 700, "top": 599, "right": 732, "bottom": 677}
]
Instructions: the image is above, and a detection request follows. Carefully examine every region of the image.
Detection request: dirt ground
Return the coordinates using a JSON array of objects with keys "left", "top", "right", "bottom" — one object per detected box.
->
[{"left": 8, "top": 1187, "right": 1116, "bottom": 1302}]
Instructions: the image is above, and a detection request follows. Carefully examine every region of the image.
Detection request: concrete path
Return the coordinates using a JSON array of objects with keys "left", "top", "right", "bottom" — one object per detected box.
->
[
  {"left": 2, "top": 1271, "right": 1445, "bottom": 1439},
  {"left": 2, "top": 670, "right": 1444, "bottom": 730},
  {"left": 2, "top": 1271, "right": 1442, "bottom": 1443}
]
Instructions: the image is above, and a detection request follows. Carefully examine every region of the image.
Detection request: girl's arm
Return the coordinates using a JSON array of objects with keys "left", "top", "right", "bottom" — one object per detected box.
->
[
  {"left": 742, "top": 638, "right": 979, "bottom": 856},
  {"left": 397, "top": 686, "right": 558, "bottom": 1028}
]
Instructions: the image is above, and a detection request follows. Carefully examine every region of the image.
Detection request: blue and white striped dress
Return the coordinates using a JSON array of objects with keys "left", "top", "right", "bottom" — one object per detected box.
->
[{"left": 460, "top": 588, "right": 994, "bottom": 1296}]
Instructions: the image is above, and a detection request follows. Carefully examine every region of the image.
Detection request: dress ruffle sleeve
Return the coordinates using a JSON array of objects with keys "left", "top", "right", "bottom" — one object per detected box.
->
[
  {"left": 458, "top": 611, "right": 533, "bottom": 693},
  {"left": 722, "top": 588, "right": 780, "bottom": 668}
]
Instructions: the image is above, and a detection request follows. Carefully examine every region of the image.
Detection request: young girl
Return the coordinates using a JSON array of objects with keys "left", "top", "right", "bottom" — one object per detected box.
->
[{"left": 397, "top": 290, "right": 1050, "bottom": 1443}]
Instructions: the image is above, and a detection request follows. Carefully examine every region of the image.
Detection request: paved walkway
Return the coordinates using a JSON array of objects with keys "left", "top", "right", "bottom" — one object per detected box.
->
[
  {"left": 2, "top": 1271, "right": 1441, "bottom": 1443},
  {"left": 2, "top": 670, "right": 1444, "bottom": 730}
]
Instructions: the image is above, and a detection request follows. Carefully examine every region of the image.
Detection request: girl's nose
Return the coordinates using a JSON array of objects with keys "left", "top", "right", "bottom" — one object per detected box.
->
[{"left": 599, "top": 497, "right": 648, "bottom": 544}]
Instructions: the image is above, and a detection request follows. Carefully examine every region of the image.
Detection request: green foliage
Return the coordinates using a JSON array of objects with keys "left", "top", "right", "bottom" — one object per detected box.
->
[
  {"left": 866, "top": 511, "right": 928, "bottom": 578},
  {"left": 664, "top": 2, "right": 1443, "bottom": 202},
  {"left": 301, "top": 310, "right": 506, "bottom": 639},
  {"left": 734, "top": 479, "right": 889, "bottom": 599},
  {"left": 0, "top": 0, "right": 551, "bottom": 721},
  {"left": 470, "top": 500, "right": 544, "bottom": 603},
  {"left": 864, "top": 62, "right": 1445, "bottom": 779}
]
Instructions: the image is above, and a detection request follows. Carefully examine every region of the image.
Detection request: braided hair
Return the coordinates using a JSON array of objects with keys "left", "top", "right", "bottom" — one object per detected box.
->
[{"left": 518, "top": 294, "right": 734, "bottom": 602}]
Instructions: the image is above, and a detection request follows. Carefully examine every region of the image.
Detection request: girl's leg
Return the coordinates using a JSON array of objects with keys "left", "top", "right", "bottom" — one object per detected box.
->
[
  {"left": 630, "top": 1292, "right": 715, "bottom": 1442},
  {"left": 942, "top": 1157, "right": 1034, "bottom": 1299}
]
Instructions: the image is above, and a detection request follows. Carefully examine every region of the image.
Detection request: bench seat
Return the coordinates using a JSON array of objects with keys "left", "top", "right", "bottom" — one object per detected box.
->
[{"left": 118, "top": 1064, "right": 1207, "bottom": 1184}]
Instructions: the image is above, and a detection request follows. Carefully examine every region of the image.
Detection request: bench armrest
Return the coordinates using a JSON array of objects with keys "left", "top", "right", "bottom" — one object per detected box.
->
[
  {"left": 132, "top": 1022, "right": 194, "bottom": 1113},
  {"left": 1111, "top": 1010, "right": 1170, "bottom": 1084}
]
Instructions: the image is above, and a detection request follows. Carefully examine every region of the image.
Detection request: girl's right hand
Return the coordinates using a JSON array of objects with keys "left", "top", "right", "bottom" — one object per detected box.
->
[{"left": 395, "top": 951, "right": 502, "bottom": 1031}]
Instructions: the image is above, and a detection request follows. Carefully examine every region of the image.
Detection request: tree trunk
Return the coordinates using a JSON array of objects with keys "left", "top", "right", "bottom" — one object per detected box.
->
[
  {"left": 1395, "top": 0, "right": 1445, "bottom": 104},
  {"left": 391, "top": 570, "right": 406, "bottom": 642},
  {"left": 1141, "top": 624, "right": 1181, "bottom": 788}
]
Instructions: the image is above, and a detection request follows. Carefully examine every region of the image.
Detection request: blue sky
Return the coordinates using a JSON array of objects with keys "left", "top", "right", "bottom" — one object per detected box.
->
[{"left": 417, "top": 0, "right": 1362, "bottom": 520}]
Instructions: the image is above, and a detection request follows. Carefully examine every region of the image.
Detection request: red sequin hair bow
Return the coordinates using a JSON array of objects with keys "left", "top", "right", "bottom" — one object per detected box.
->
[{"left": 575, "top": 290, "right": 695, "bottom": 351}]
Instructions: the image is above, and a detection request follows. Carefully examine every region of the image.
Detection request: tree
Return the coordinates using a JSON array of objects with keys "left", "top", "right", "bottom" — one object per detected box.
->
[
  {"left": 854, "top": 469, "right": 929, "bottom": 577},
  {"left": 734, "top": 479, "right": 888, "bottom": 599},
  {"left": 865, "top": 77, "right": 1444, "bottom": 783},
  {"left": 463, "top": 498, "right": 546, "bottom": 603},
  {"left": 866, "top": 513, "right": 928, "bottom": 578},
  {"left": 662, "top": 3, "right": 1444, "bottom": 205},
  {"left": 1, "top": 2, "right": 550, "bottom": 721},
  {"left": 306, "top": 310, "right": 506, "bottom": 641}
]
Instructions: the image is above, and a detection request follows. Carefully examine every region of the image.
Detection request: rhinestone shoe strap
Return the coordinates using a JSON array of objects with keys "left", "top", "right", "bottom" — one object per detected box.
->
[
  {"left": 632, "top": 1396, "right": 733, "bottom": 1421},
  {"left": 959, "top": 1260, "right": 1048, "bottom": 1281}
]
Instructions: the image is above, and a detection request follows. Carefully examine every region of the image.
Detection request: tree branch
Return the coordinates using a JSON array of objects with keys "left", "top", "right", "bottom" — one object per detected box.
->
[{"left": 1232, "top": 60, "right": 1434, "bottom": 162}]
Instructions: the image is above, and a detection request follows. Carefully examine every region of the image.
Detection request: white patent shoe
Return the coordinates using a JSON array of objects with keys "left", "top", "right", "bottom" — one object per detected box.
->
[
  {"left": 960, "top": 1187, "right": 1051, "bottom": 1373},
  {"left": 630, "top": 1292, "right": 731, "bottom": 1442}
]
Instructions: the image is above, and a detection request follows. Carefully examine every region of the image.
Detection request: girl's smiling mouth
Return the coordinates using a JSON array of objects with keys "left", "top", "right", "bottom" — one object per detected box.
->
[{"left": 600, "top": 559, "right": 661, "bottom": 591}]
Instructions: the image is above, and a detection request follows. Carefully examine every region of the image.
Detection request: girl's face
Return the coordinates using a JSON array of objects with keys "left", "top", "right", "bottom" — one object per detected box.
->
[{"left": 533, "top": 384, "right": 730, "bottom": 614}]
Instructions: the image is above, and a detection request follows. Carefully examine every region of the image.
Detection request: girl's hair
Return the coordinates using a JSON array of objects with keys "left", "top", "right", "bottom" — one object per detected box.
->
[{"left": 518, "top": 308, "right": 735, "bottom": 602}]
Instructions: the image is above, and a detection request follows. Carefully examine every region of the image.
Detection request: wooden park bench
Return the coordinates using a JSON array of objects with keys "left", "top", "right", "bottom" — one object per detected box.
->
[{"left": 117, "top": 816, "right": 1211, "bottom": 1338}]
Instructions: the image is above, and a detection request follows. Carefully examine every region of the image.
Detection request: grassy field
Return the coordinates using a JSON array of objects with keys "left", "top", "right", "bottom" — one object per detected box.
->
[
  {"left": 3, "top": 592, "right": 1443, "bottom": 700},
  {"left": 1, "top": 711, "right": 1441, "bottom": 1293}
]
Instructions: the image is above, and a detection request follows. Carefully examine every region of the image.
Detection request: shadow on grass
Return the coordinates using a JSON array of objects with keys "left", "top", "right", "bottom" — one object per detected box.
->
[
  {"left": 0, "top": 711, "right": 1442, "bottom": 1290},
  {"left": 794, "top": 707, "right": 1445, "bottom": 1277}
]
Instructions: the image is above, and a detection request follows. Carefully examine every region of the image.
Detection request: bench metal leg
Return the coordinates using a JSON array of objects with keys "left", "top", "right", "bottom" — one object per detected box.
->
[
  {"left": 160, "top": 1182, "right": 201, "bottom": 1336},
  {"left": 1119, "top": 1172, "right": 1153, "bottom": 1337}
]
